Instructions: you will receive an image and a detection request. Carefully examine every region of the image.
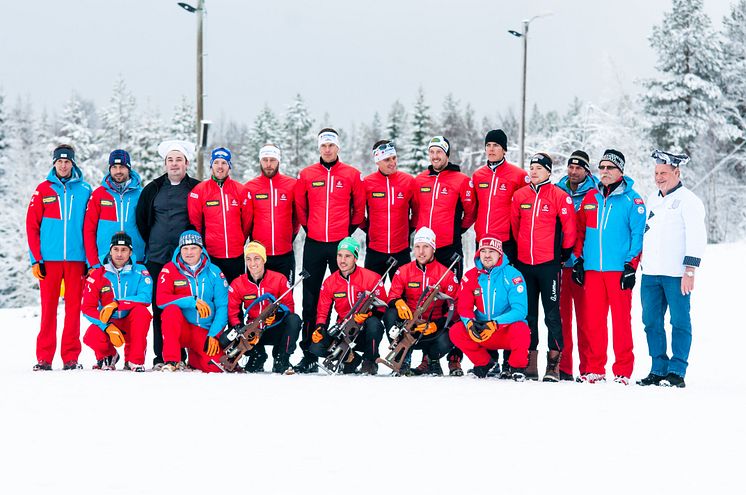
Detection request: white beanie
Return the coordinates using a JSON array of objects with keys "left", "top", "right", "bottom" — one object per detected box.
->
[
  {"left": 158, "top": 140, "right": 195, "bottom": 162},
  {"left": 413, "top": 227, "right": 437, "bottom": 250}
]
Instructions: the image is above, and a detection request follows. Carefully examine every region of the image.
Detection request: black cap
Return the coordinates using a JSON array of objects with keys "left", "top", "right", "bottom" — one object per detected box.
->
[
  {"left": 600, "top": 149, "right": 626, "bottom": 172},
  {"left": 530, "top": 152, "right": 553, "bottom": 172},
  {"left": 110, "top": 231, "right": 133, "bottom": 251},
  {"left": 485, "top": 129, "right": 508, "bottom": 150},
  {"left": 567, "top": 150, "right": 591, "bottom": 173}
]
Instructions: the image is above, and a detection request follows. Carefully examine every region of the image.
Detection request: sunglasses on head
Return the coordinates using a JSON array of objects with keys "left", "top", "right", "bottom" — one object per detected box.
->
[{"left": 376, "top": 143, "right": 395, "bottom": 152}]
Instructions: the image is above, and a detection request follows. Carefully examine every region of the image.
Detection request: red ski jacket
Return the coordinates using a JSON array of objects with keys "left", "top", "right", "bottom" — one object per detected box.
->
[
  {"left": 295, "top": 161, "right": 365, "bottom": 243},
  {"left": 245, "top": 173, "right": 299, "bottom": 256},
  {"left": 227, "top": 269, "right": 294, "bottom": 327},
  {"left": 412, "top": 164, "right": 476, "bottom": 248},
  {"left": 472, "top": 161, "right": 529, "bottom": 242},
  {"left": 362, "top": 170, "right": 415, "bottom": 253},
  {"left": 187, "top": 178, "right": 252, "bottom": 259},
  {"left": 388, "top": 260, "right": 459, "bottom": 321},
  {"left": 510, "top": 181, "right": 577, "bottom": 265},
  {"left": 316, "top": 266, "right": 388, "bottom": 325}
]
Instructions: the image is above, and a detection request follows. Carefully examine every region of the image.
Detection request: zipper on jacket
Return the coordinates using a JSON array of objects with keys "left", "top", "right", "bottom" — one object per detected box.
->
[
  {"left": 485, "top": 170, "right": 497, "bottom": 234},
  {"left": 325, "top": 169, "right": 331, "bottom": 242},
  {"left": 387, "top": 177, "right": 391, "bottom": 253},
  {"left": 428, "top": 175, "right": 440, "bottom": 228},
  {"left": 270, "top": 178, "right": 276, "bottom": 255},
  {"left": 62, "top": 186, "right": 68, "bottom": 261},
  {"left": 220, "top": 185, "right": 229, "bottom": 258}
]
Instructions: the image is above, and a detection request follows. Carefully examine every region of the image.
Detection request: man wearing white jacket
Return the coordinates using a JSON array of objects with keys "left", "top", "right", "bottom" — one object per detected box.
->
[{"left": 638, "top": 150, "right": 706, "bottom": 388}]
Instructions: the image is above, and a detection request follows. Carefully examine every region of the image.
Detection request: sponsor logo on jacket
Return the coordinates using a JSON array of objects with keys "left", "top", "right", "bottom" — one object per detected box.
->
[
  {"left": 174, "top": 280, "right": 188, "bottom": 287},
  {"left": 255, "top": 194, "right": 269, "bottom": 200},
  {"left": 372, "top": 192, "right": 386, "bottom": 198},
  {"left": 100, "top": 200, "right": 114, "bottom": 206},
  {"left": 407, "top": 282, "right": 421, "bottom": 288},
  {"left": 420, "top": 187, "right": 432, "bottom": 193},
  {"left": 312, "top": 181, "right": 325, "bottom": 187},
  {"left": 42, "top": 196, "right": 57, "bottom": 204},
  {"left": 520, "top": 203, "right": 532, "bottom": 209},
  {"left": 243, "top": 294, "right": 257, "bottom": 300},
  {"left": 333, "top": 292, "right": 346, "bottom": 298},
  {"left": 206, "top": 200, "right": 220, "bottom": 207}
]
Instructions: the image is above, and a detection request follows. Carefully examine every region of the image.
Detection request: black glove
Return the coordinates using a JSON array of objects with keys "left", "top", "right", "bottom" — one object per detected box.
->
[
  {"left": 620, "top": 263, "right": 636, "bottom": 290},
  {"left": 572, "top": 259, "right": 585, "bottom": 286},
  {"left": 561, "top": 247, "right": 573, "bottom": 264}
]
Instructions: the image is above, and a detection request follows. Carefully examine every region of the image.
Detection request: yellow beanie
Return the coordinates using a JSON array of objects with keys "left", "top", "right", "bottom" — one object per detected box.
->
[{"left": 244, "top": 241, "right": 267, "bottom": 262}]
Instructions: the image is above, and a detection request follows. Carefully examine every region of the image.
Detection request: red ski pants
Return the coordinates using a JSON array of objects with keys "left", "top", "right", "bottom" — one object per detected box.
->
[
  {"left": 36, "top": 261, "right": 86, "bottom": 363},
  {"left": 450, "top": 320, "right": 530, "bottom": 368},
  {"left": 83, "top": 305, "right": 152, "bottom": 365},
  {"left": 559, "top": 268, "right": 590, "bottom": 375},
  {"left": 161, "top": 305, "right": 223, "bottom": 373},
  {"left": 584, "top": 271, "right": 634, "bottom": 378}
]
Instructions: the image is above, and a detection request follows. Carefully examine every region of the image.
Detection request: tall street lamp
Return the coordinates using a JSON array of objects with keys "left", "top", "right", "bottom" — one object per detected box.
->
[
  {"left": 178, "top": 1, "right": 206, "bottom": 179},
  {"left": 508, "top": 12, "right": 553, "bottom": 169}
]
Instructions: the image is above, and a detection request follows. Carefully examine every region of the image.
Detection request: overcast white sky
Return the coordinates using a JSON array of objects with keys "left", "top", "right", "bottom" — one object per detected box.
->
[{"left": 0, "top": 0, "right": 733, "bottom": 128}]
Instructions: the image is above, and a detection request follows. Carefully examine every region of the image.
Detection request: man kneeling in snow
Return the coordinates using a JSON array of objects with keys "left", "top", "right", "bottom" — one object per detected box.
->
[
  {"left": 449, "top": 236, "right": 530, "bottom": 380},
  {"left": 156, "top": 230, "right": 228, "bottom": 372},
  {"left": 82, "top": 232, "right": 152, "bottom": 372}
]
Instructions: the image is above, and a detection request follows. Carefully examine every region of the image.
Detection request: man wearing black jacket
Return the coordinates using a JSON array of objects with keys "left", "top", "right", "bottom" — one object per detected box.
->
[{"left": 135, "top": 140, "right": 200, "bottom": 368}]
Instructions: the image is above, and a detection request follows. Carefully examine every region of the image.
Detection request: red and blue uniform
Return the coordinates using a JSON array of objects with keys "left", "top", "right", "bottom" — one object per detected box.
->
[
  {"left": 26, "top": 164, "right": 92, "bottom": 365},
  {"left": 82, "top": 261, "right": 152, "bottom": 365},
  {"left": 84, "top": 170, "right": 145, "bottom": 267}
]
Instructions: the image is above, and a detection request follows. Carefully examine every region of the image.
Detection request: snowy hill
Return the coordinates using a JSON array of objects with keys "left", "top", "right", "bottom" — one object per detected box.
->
[{"left": 2, "top": 242, "right": 745, "bottom": 495}]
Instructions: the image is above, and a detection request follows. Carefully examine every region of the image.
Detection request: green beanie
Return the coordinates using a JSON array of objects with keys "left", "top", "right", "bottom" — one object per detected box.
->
[{"left": 337, "top": 237, "right": 360, "bottom": 259}]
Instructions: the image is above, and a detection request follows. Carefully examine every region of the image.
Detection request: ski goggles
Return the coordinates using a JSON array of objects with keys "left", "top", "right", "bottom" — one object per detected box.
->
[
  {"left": 373, "top": 142, "right": 397, "bottom": 162},
  {"left": 651, "top": 149, "right": 689, "bottom": 167}
]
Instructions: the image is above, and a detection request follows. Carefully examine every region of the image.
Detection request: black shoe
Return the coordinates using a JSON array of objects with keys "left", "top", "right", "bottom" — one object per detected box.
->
[
  {"left": 33, "top": 360, "right": 52, "bottom": 371},
  {"left": 510, "top": 367, "right": 527, "bottom": 382},
  {"left": 559, "top": 371, "right": 575, "bottom": 382},
  {"left": 447, "top": 354, "right": 463, "bottom": 376},
  {"left": 427, "top": 358, "right": 444, "bottom": 376},
  {"left": 343, "top": 352, "right": 363, "bottom": 374},
  {"left": 636, "top": 372, "right": 666, "bottom": 386},
  {"left": 272, "top": 354, "right": 292, "bottom": 374},
  {"left": 472, "top": 360, "right": 495, "bottom": 379},
  {"left": 62, "top": 361, "right": 82, "bottom": 370},
  {"left": 245, "top": 348, "right": 268, "bottom": 373},
  {"left": 102, "top": 352, "right": 120, "bottom": 371},
  {"left": 659, "top": 372, "right": 686, "bottom": 388},
  {"left": 487, "top": 361, "right": 501, "bottom": 377},
  {"left": 293, "top": 355, "right": 319, "bottom": 374},
  {"left": 361, "top": 359, "right": 378, "bottom": 375}
]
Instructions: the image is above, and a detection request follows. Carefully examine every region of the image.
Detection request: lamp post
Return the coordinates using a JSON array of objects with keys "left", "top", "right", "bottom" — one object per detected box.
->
[
  {"left": 508, "top": 12, "right": 552, "bottom": 169},
  {"left": 177, "top": 1, "right": 206, "bottom": 179}
]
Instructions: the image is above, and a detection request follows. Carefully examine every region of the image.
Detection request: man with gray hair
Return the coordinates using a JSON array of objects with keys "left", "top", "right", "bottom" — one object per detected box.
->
[{"left": 638, "top": 150, "right": 706, "bottom": 388}]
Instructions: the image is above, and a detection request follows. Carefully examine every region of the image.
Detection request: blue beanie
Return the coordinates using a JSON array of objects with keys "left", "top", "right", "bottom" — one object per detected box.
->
[
  {"left": 178, "top": 230, "right": 204, "bottom": 249},
  {"left": 211, "top": 147, "right": 232, "bottom": 168},
  {"left": 109, "top": 149, "right": 131, "bottom": 169},
  {"left": 53, "top": 145, "right": 76, "bottom": 166}
]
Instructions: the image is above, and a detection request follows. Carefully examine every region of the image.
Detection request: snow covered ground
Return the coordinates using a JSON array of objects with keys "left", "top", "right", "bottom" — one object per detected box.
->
[{"left": 2, "top": 243, "right": 745, "bottom": 495}]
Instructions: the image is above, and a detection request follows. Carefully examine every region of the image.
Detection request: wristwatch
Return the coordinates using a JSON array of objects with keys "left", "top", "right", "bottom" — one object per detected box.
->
[{"left": 685, "top": 271, "right": 695, "bottom": 277}]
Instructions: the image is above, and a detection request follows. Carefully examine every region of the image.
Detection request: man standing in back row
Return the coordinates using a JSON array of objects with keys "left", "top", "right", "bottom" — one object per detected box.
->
[{"left": 294, "top": 128, "right": 366, "bottom": 373}]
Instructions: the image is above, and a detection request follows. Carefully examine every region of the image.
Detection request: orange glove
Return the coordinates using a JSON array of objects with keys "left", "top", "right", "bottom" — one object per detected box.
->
[
  {"left": 246, "top": 331, "right": 260, "bottom": 346},
  {"left": 395, "top": 299, "right": 413, "bottom": 320},
  {"left": 99, "top": 302, "right": 118, "bottom": 324},
  {"left": 204, "top": 336, "right": 220, "bottom": 357},
  {"left": 467, "top": 320, "right": 498, "bottom": 343},
  {"left": 264, "top": 314, "right": 276, "bottom": 326},
  {"left": 32, "top": 263, "right": 46, "bottom": 280},
  {"left": 415, "top": 321, "right": 438, "bottom": 336},
  {"left": 311, "top": 325, "right": 325, "bottom": 344},
  {"left": 353, "top": 312, "right": 372, "bottom": 324},
  {"left": 195, "top": 299, "right": 211, "bottom": 318},
  {"left": 105, "top": 324, "right": 125, "bottom": 347}
]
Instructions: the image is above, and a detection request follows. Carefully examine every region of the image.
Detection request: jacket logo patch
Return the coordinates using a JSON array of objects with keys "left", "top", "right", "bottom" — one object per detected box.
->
[
  {"left": 407, "top": 282, "right": 421, "bottom": 288},
  {"left": 206, "top": 200, "right": 220, "bottom": 207},
  {"left": 566, "top": 196, "right": 573, "bottom": 205},
  {"left": 512, "top": 276, "right": 523, "bottom": 285},
  {"left": 541, "top": 204, "right": 550, "bottom": 212},
  {"left": 397, "top": 192, "right": 404, "bottom": 199},
  {"left": 440, "top": 187, "right": 448, "bottom": 195},
  {"left": 372, "top": 192, "right": 386, "bottom": 198},
  {"left": 473, "top": 289, "right": 481, "bottom": 296},
  {"left": 255, "top": 194, "right": 269, "bottom": 200},
  {"left": 336, "top": 181, "right": 343, "bottom": 188},
  {"left": 520, "top": 203, "right": 532, "bottom": 209},
  {"left": 100, "top": 200, "right": 114, "bottom": 206},
  {"left": 499, "top": 183, "right": 507, "bottom": 191},
  {"left": 478, "top": 182, "right": 490, "bottom": 188},
  {"left": 190, "top": 192, "right": 199, "bottom": 199},
  {"left": 333, "top": 291, "right": 346, "bottom": 298},
  {"left": 42, "top": 196, "right": 57, "bottom": 204},
  {"left": 312, "top": 181, "right": 325, "bottom": 187},
  {"left": 173, "top": 280, "right": 188, "bottom": 287},
  {"left": 634, "top": 197, "right": 644, "bottom": 205},
  {"left": 584, "top": 204, "right": 597, "bottom": 210},
  {"left": 231, "top": 199, "right": 239, "bottom": 207},
  {"left": 100, "top": 286, "right": 112, "bottom": 293},
  {"left": 420, "top": 187, "right": 432, "bottom": 193},
  {"left": 280, "top": 193, "right": 287, "bottom": 201},
  {"left": 243, "top": 294, "right": 257, "bottom": 300}
]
